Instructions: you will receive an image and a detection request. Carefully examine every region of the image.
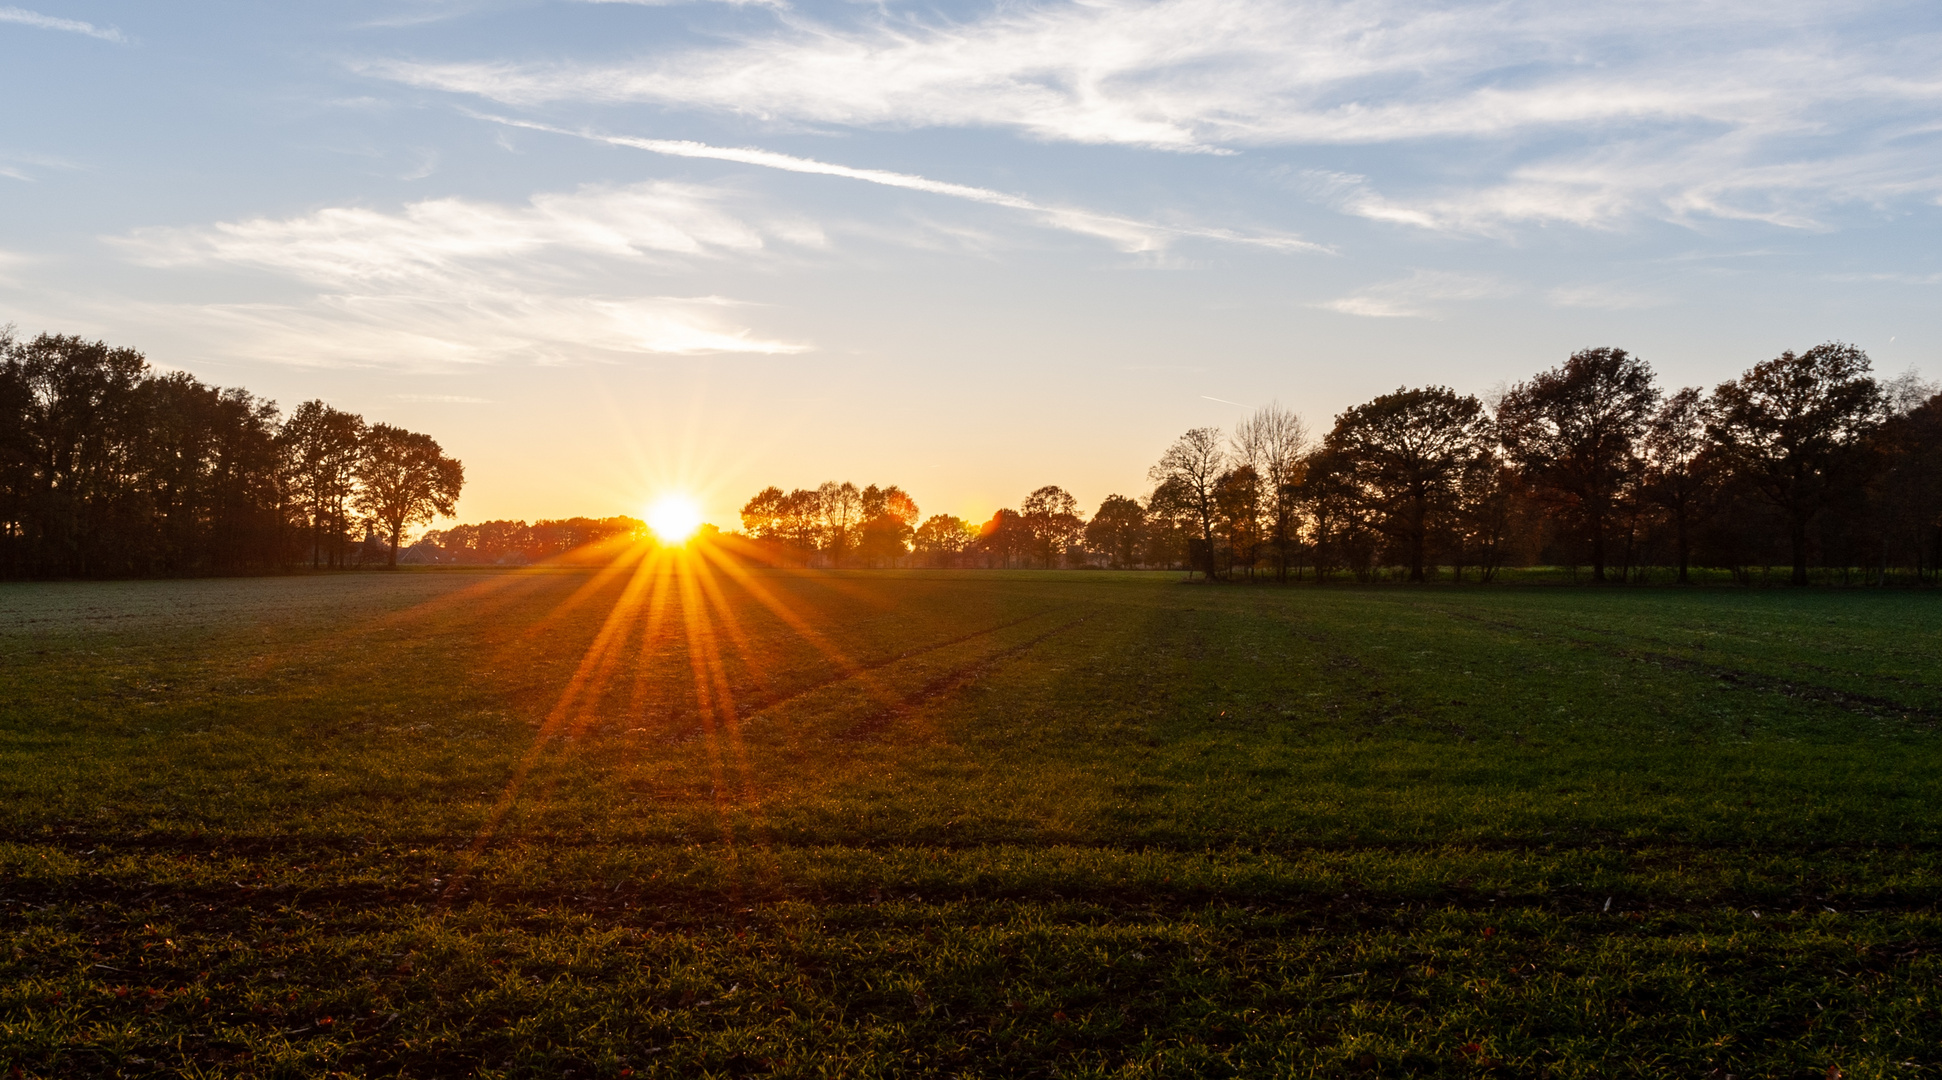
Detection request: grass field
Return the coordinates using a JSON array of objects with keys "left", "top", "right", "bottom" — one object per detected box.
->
[{"left": 2, "top": 560, "right": 1940, "bottom": 1078}]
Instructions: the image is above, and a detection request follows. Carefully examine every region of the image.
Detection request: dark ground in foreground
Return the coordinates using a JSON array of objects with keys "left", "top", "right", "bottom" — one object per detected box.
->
[{"left": 2, "top": 564, "right": 1939, "bottom": 1078}]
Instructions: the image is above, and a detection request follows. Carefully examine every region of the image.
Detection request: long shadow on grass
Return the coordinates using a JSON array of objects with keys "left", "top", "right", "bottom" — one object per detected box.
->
[
  {"left": 727, "top": 603, "right": 1077, "bottom": 729},
  {"left": 835, "top": 612, "right": 1096, "bottom": 741},
  {"left": 1432, "top": 607, "right": 1942, "bottom": 724}
]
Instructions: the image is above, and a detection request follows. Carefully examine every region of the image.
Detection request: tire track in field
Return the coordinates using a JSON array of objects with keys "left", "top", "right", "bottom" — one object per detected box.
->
[
  {"left": 1226, "top": 605, "right": 1438, "bottom": 736},
  {"left": 7, "top": 862, "right": 1938, "bottom": 920},
  {"left": 834, "top": 611, "right": 1095, "bottom": 741},
  {"left": 732, "top": 606, "right": 1074, "bottom": 725},
  {"left": 1433, "top": 607, "right": 1942, "bottom": 724}
]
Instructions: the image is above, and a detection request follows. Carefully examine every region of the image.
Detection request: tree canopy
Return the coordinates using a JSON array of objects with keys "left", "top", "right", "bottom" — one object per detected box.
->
[{"left": 0, "top": 330, "right": 463, "bottom": 577}]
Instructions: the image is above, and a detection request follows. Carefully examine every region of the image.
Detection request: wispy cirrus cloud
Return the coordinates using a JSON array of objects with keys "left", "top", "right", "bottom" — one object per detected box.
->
[
  {"left": 0, "top": 6, "right": 126, "bottom": 42},
  {"left": 110, "top": 182, "right": 815, "bottom": 366},
  {"left": 0, "top": 249, "right": 30, "bottom": 285},
  {"left": 1319, "top": 270, "right": 1515, "bottom": 318},
  {"left": 117, "top": 181, "right": 791, "bottom": 282},
  {"left": 1546, "top": 283, "right": 1671, "bottom": 311},
  {"left": 1823, "top": 271, "right": 1942, "bottom": 285},
  {"left": 576, "top": 0, "right": 787, "bottom": 8},
  {"left": 363, "top": 0, "right": 1942, "bottom": 234}
]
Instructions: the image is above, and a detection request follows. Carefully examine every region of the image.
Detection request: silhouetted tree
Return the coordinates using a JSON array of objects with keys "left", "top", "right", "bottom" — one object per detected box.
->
[
  {"left": 1709, "top": 343, "right": 1881, "bottom": 585},
  {"left": 1232, "top": 403, "right": 1307, "bottom": 579},
  {"left": 1021, "top": 485, "right": 1084, "bottom": 568},
  {"left": 817, "top": 481, "right": 863, "bottom": 566},
  {"left": 1496, "top": 348, "right": 1659, "bottom": 582},
  {"left": 1640, "top": 388, "right": 1724, "bottom": 584},
  {"left": 1840, "top": 372, "right": 1942, "bottom": 580},
  {"left": 354, "top": 423, "right": 464, "bottom": 567},
  {"left": 1148, "top": 428, "right": 1225, "bottom": 578},
  {"left": 0, "top": 330, "right": 32, "bottom": 574},
  {"left": 1451, "top": 461, "right": 1530, "bottom": 583},
  {"left": 1322, "top": 386, "right": 1491, "bottom": 583},
  {"left": 776, "top": 488, "right": 824, "bottom": 560},
  {"left": 279, "top": 401, "right": 366, "bottom": 569},
  {"left": 976, "top": 508, "right": 1030, "bottom": 568},
  {"left": 914, "top": 513, "right": 977, "bottom": 567},
  {"left": 1866, "top": 385, "right": 1942, "bottom": 581},
  {"left": 3, "top": 333, "right": 148, "bottom": 575},
  {"left": 1140, "top": 479, "right": 1196, "bottom": 570},
  {"left": 1292, "top": 447, "right": 1368, "bottom": 582},
  {"left": 857, "top": 484, "right": 920, "bottom": 565},
  {"left": 740, "top": 486, "right": 788, "bottom": 539},
  {"left": 1213, "top": 464, "right": 1264, "bottom": 578},
  {"left": 1084, "top": 495, "right": 1146, "bottom": 568},
  {"left": 861, "top": 484, "right": 918, "bottom": 525}
]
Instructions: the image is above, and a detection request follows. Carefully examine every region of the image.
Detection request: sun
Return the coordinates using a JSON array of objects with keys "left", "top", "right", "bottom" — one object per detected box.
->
[{"left": 645, "top": 494, "right": 705, "bottom": 544}]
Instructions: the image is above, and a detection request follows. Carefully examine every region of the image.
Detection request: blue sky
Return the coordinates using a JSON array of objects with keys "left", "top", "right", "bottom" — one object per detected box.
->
[{"left": 4, "top": 0, "right": 1940, "bottom": 526}]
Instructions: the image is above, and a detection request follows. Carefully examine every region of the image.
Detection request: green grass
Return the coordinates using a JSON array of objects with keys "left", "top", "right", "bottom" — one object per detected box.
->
[{"left": 2, "top": 567, "right": 1939, "bottom": 1078}]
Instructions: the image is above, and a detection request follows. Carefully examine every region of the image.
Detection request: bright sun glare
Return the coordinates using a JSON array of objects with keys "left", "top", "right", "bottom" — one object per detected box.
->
[{"left": 646, "top": 494, "right": 704, "bottom": 544}]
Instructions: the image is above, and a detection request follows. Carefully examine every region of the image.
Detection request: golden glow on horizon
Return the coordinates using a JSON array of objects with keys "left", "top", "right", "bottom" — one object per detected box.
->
[{"left": 646, "top": 494, "right": 704, "bottom": 543}]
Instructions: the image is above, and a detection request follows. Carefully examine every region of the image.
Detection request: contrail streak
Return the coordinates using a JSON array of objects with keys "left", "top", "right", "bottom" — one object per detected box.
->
[
  {"left": 471, "top": 112, "right": 1328, "bottom": 255},
  {"left": 0, "top": 5, "right": 125, "bottom": 41}
]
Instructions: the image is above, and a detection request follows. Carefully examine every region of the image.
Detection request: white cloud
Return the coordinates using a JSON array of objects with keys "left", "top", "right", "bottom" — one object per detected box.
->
[
  {"left": 363, "top": 0, "right": 1942, "bottom": 233},
  {"left": 1824, "top": 271, "right": 1942, "bottom": 286},
  {"left": 116, "top": 181, "right": 783, "bottom": 283},
  {"left": 109, "top": 182, "right": 814, "bottom": 366},
  {"left": 117, "top": 291, "right": 805, "bottom": 369},
  {"left": 577, "top": 0, "right": 786, "bottom": 8},
  {"left": 400, "top": 149, "right": 439, "bottom": 181},
  {"left": 1546, "top": 283, "right": 1670, "bottom": 310},
  {"left": 0, "top": 249, "right": 29, "bottom": 286},
  {"left": 0, "top": 5, "right": 125, "bottom": 42},
  {"left": 1319, "top": 270, "right": 1515, "bottom": 318}
]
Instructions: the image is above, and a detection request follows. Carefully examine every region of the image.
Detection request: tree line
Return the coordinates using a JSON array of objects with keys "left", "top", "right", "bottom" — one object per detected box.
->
[
  {"left": 738, "top": 482, "right": 924, "bottom": 566},
  {"left": 406, "top": 517, "right": 646, "bottom": 566},
  {"left": 740, "top": 343, "right": 1942, "bottom": 585},
  {"left": 0, "top": 330, "right": 464, "bottom": 578}
]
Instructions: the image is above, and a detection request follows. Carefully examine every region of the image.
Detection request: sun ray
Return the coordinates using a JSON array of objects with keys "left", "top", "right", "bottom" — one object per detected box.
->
[
  {"left": 368, "top": 566, "right": 551, "bottom": 630},
  {"left": 693, "top": 542, "right": 905, "bottom": 714},
  {"left": 688, "top": 549, "right": 777, "bottom": 700},
  {"left": 436, "top": 534, "right": 897, "bottom": 909},
  {"left": 439, "top": 541, "right": 666, "bottom": 905},
  {"left": 624, "top": 549, "right": 681, "bottom": 732},
  {"left": 508, "top": 538, "right": 655, "bottom": 648},
  {"left": 688, "top": 554, "right": 770, "bottom": 803},
  {"left": 672, "top": 550, "right": 752, "bottom": 915},
  {"left": 679, "top": 551, "right": 790, "bottom": 905}
]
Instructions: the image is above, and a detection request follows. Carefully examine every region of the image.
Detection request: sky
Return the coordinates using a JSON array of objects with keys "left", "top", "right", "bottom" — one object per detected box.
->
[{"left": 4, "top": 0, "right": 1941, "bottom": 530}]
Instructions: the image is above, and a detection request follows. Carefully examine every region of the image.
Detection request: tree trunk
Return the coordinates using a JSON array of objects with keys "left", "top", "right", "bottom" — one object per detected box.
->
[
  {"left": 1790, "top": 513, "right": 1810, "bottom": 586},
  {"left": 387, "top": 517, "right": 401, "bottom": 568},
  {"left": 1590, "top": 510, "right": 1607, "bottom": 583},
  {"left": 1675, "top": 508, "right": 1690, "bottom": 585}
]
